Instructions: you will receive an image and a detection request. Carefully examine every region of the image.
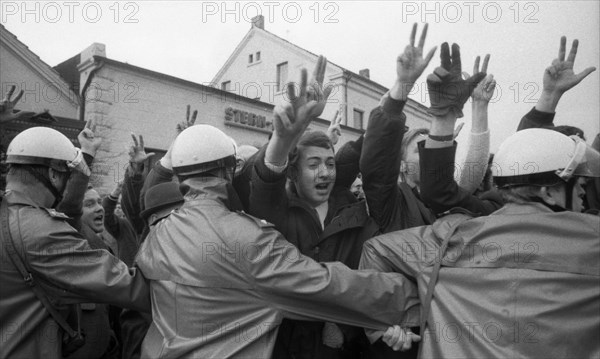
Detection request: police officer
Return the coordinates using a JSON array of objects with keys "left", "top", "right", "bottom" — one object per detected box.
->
[
  {"left": 360, "top": 128, "right": 600, "bottom": 358},
  {"left": 135, "top": 122, "right": 423, "bottom": 358},
  {"left": 0, "top": 127, "right": 150, "bottom": 358}
]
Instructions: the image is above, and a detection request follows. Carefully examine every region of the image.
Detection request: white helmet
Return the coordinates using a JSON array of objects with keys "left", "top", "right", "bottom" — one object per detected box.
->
[
  {"left": 6, "top": 127, "right": 78, "bottom": 172},
  {"left": 171, "top": 125, "right": 237, "bottom": 176},
  {"left": 493, "top": 128, "right": 600, "bottom": 187}
]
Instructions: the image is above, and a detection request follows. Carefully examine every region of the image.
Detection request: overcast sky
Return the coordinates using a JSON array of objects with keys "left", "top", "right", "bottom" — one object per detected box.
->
[{"left": 2, "top": 0, "right": 598, "bottom": 151}]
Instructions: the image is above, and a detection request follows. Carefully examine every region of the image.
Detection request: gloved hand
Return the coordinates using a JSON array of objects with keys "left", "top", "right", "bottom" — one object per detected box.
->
[{"left": 427, "top": 43, "right": 486, "bottom": 118}]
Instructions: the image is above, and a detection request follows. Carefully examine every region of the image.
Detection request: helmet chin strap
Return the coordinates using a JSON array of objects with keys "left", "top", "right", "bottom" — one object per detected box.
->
[{"left": 22, "top": 166, "right": 66, "bottom": 208}]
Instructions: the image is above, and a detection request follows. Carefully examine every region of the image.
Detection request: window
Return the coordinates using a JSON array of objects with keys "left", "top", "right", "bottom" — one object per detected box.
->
[
  {"left": 276, "top": 62, "right": 288, "bottom": 92},
  {"left": 353, "top": 109, "right": 364, "bottom": 129},
  {"left": 256, "top": 51, "right": 261, "bottom": 61},
  {"left": 221, "top": 81, "right": 231, "bottom": 91},
  {"left": 249, "top": 54, "right": 253, "bottom": 64}
]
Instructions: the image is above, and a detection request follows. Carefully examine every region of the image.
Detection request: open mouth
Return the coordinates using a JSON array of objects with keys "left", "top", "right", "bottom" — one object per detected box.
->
[
  {"left": 94, "top": 214, "right": 104, "bottom": 225},
  {"left": 315, "top": 183, "right": 331, "bottom": 191}
]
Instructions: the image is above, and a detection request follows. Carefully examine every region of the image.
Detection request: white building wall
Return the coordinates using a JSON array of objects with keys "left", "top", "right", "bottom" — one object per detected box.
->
[
  {"left": 0, "top": 42, "right": 79, "bottom": 119},
  {"left": 84, "top": 63, "right": 275, "bottom": 193}
]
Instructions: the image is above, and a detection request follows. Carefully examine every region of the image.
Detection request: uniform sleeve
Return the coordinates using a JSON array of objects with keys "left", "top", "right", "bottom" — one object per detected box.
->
[
  {"left": 359, "top": 99, "right": 407, "bottom": 230},
  {"left": 20, "top": 211, "right": 150, "bottom": 312},
  {"left": 227, "top": 216, "right": 420, "bottom": 330}
]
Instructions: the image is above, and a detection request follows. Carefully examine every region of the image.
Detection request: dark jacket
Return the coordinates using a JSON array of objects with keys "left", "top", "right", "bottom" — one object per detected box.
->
[
  {"left": 418, "top": 141, "right": 504, "bottom": 216},
  {"left": 250, "top": 138, "right": 380, "bottom": 359},
  {"left": 360, "top": 98, "right": 436, "bottom": 233},
  {"left": 121, "top": 166, "right": 147, "bottom": 236},
  {"left": 102, "top": 195, "right": 140, "bottom": 267},
  {"left": 0, "top": 190, "right": 150, "bottom": 359}
]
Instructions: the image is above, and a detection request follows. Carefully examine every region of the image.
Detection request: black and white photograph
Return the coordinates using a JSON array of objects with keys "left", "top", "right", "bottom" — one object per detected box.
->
[{"left": 1, "top": 1, "right": 599, "bottom": 358}]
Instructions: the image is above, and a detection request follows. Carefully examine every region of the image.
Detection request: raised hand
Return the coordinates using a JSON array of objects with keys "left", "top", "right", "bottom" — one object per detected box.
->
[
  {"left": 326, "top": 107, "right": 343, "bottom": 145},
  {"left": 287, "top": 55, "right": 333, "bottom": 122},
  {"left": 176, "top": 105, "right": 198, "bottom": 133},
  {"left": 471, "top": 55, "right": 496, "bottom": 103},
  {"left": 129, "top": 133, "right": 155, "bottom": 164},
  {"left": 0, "top": 85, "right": 35, "bottom": 123},
  {"left": 391, "top": 23, "right": 437, "bottom": 101},
  {"left": 543, "top": 36, "right": 596, "bottom": 95},
  {"left": 427, "top": 43, "right": 486, "bottom": 118},
  {"left": 266, "top": 57, "right": 333, "bottom": 167},
  {"left": 78, "top": 119, "right": 102, "bottom": 157},
  {"left": 397, "top": 23, "right": 437, "bottom": 85},
  {"left": 128, "top": 133, "right": 155, "bottom": 173}
]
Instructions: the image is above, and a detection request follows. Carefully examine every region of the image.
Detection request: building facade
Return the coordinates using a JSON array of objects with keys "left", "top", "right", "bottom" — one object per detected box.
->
[
  {"left": 2, "top": 20, "right": 430, "bottom": 194},
  {"left": 212, "top": 15, "right": 431, "bottom": 132}
]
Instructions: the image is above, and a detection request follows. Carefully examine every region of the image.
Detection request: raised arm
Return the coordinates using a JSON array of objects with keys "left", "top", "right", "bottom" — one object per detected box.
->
[
  {"left": 0, "top": 85, "right": 35, "bottom": 123},
  {"left": 121, "top": 134, "right": 155, "bottom": 234},
  {"left": 250, "top": 56, "right": 331, "bottom": 228},
  {"left": 518, "top": 36, "right": 596, "bottom": 130},
  {"left": 57, "top": 120, "right": 101, "bottom": 230},
  {"left": 360, "top": 23, "right": 436, "bottom": 229},
  {"left": 420, "top": 44, "right": 502, "bottom": 215},
  {"left": 455, "top": 55, "right": 493, "bottom": 193}
]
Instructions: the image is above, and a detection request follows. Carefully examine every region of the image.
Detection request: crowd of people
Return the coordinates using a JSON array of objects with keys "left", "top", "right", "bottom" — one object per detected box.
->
[{"left": 1, "top": 23, "right": 599, "bottom": 359}]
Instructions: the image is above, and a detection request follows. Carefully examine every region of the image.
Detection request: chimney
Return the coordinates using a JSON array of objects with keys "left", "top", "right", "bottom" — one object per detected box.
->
[
  {"left": 359, "top": 68, "right": 370, "bottom": 79},
  {"left": 251, "top": 15, "right": 265, "bottom": 30}
]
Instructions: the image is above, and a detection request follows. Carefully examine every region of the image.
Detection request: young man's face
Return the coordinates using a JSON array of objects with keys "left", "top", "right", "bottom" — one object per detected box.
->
[
  {"left": 294, "top": 146, "right": 336, "bottom": 208},
  {"left": 82, "top": 189, "right": 105, "bottom": 234}
]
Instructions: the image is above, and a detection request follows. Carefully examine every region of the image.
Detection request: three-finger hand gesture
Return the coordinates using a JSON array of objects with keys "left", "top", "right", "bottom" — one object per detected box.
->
[
  {"left": 397, "top": 23, "right": 437, "bottom": 85},
  {"left": 78, "top": 119, "right": 102, "bottom": 157},
  {"left": 543, "top": 36, "right": 596, "bottom": 95},
  {"left": 470, "top": 55, "right": 496, "bottom": 103},
  {"left": 326, "top": 107, "right": 343, "bottom": 145},
  {"left": 427, "top": 43, "right": 486, "bottom": 118},
  {"left": 0, "top": 85, "right": 35, "bottom": 123},
  {"left": 128, "top": 133, "right": 155, "bottom": 165},
  {"left": 176, "top": 105, "right": 198, "bottom": 133}
]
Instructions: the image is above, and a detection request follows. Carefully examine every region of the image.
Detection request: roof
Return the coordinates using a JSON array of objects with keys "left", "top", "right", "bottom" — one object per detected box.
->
[
  {"left": 212, "top": 26, "right": 431, "bottom": 115},
  {"left": 0, "top": 24, "right": 80, "bottom": 107},
  {"left": 91, "top": 56, "right": 365, "bottom": 136}
]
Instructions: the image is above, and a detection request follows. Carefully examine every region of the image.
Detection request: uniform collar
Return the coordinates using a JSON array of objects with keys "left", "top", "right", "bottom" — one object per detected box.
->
[
  {"left": 179, "top": 176, "right": 243, "bottom": 212},
  {"left": 3, "top": 189, "right": 42, "bottom": 208}
]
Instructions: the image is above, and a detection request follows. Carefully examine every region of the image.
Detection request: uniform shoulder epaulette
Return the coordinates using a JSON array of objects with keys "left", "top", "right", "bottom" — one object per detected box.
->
[
  {"left": 43, "top": 208, "right": 71, "bottom": 220},
  {"left": 236, "top": 210, "right": 275, "bottom": 228}
]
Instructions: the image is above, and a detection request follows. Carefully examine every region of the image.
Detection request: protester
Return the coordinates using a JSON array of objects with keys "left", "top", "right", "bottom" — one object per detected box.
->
[
  {"left": 418, "top": 46, "right": 504, "bottom": 216},
  {"left": 250, "top": 56, "right": 382, "bottom": 359}
]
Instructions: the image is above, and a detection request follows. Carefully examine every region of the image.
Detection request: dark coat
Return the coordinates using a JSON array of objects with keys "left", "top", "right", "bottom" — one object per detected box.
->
[
  {"left": 360, "top": 99, "right": 436, "bottom": 233},
  {"left": 250, "top": 138, "right": 379, "bottom": 359}
]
